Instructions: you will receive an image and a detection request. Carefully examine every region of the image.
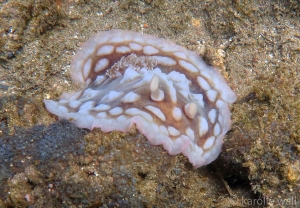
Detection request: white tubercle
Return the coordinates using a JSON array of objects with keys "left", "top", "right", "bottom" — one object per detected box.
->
[
  {"left": 206, "top": 89, "right": 218, "bottom": 102},
  {"left": 121, "top": 92, "right": 140, "bottom": 103},
  {"left": 208, "top": 109, "right": 217, "bottom": 124},
  {"left": 97, "top": 112, "right": 107, "bottom": 118},
  {"left": 174, "top": 52, "right": 187, "bottom": 60},
  {"left": 58, "top": 105, "right": 69, "bottom": 114},
  {"left": 116, "top": 46, "right": 131, "bottom": 53},
  {"left": 97, "top": 45, "right": 115, "bottom": 56},
  {"left": 94, "top": 104, "right": 111, "bottom": 111},
  {"left": 69, "top": 100, "right": 82, "bottom": 108},
  {"left": 159, "top": 125, "right": 169, "bottom": 135},
  {"left": 185, "top": 127, "right": 195, "bottom": 141},
  {"left": 143, "top": 45, "right": 159, "bottom": 55},
  {"left": 151, "top": 89, "right": 164, "bottom": 101},
  {"left": 179, "top": 60, "right": 198, "bottom": 73},
  {"left": 145, "top": 105, "right": 166, "bottom": 122},
  {"left": 197, "top": 76, "right": 211, "bottom": 91},
  {"left": 172, "top": 107, "right": 182, "bottom": 121},
  {"left": 94, "top": 58, "right": 109, "bottom": 73},
  {"left": 101, "top": 91, "right": 123, "bottom": 102},
  {"left": 129, "top": 42, "right": 143, "bottom": 51},
  {"left": 168, "top": 126, "right": 180, "bottom": 137},
  {"left": 83, "top": 58, "right": 92, "bottom": 79},
  {"left": 152, "top": 56, "right": 176, "bottom": 66},
  {"left": 184, "top": 102, "right": 197, "bottom": 119},
  {"left": 93, "top": 75, "right": 106, "bottom": 85},
  {"left": 125, "top": 108, "right": 153, "bottom": 121},
  {"left": 198, "top": 116, "right": 209, "bottom": 137},
  {"left": 203, "top": 136, "right": 215, "bottom": 149},
  {"left": 150, "top": 75, "right": 159, "bottom": 92},
  {"left": 109, "top": 107, "right": 123, "bottom": 116},
  {"left": 120, "top": 67, "right": 140, "bottom": 84},
  {"left": 213, "top": 123, "right": 221, "bottom": 136}
]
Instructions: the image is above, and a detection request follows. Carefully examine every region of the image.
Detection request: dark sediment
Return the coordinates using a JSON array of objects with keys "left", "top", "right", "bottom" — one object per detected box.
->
[{"left": 0, "top": 0, "right": 299, "bottom": 207}]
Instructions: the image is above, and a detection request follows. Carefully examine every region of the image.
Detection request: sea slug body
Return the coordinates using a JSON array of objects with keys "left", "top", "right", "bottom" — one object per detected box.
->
[{"left": 44, "top": 30, "right": 237, "bottom": 167}]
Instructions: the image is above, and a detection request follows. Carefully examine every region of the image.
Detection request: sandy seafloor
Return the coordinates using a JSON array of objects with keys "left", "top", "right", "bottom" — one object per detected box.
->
[{"left": 0, "top": 0, "right": 299, "bottom": 207}]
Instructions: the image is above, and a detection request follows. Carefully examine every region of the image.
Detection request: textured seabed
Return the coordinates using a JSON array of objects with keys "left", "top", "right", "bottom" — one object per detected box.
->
[{"left": 0, "top": 0, "right": 299, "bottom": 207}]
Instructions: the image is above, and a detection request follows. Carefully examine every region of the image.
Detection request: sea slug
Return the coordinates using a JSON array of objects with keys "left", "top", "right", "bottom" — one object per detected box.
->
[{"left": 44, "top": 30, "right": 237, "bottom": 167}]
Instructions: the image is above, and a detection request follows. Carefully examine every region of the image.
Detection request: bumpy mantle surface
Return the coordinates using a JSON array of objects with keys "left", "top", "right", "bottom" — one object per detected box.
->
[{"left": 44, "top": 30, "right": 236, "bottom": 167}]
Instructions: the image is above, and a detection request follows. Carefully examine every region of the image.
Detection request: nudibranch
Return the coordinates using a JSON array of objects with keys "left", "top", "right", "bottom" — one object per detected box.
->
[{"left": 44, "top": 30, "right": 237, "bottom": 167}]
